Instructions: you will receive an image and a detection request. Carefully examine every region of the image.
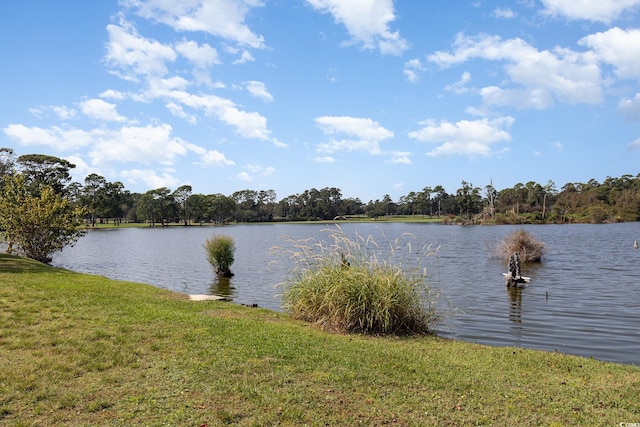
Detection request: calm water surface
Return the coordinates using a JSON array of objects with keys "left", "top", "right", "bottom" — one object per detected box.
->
[{"left": 53, "top": 222, "right": 640, "bottom": 365}]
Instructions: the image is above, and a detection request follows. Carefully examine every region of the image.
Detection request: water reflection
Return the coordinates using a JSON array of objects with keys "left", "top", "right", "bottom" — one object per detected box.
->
[
  {"left": 507, "top": 287, "right": 523, "bottom": 324},
  {"left": 210, "top": 275, "right": 235, "bottom": 299}
]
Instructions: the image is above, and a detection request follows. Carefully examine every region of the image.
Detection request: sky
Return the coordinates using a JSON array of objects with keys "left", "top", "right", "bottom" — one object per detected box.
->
[{"left": 1, "top": 0, "right": 640, "bottom": 202}]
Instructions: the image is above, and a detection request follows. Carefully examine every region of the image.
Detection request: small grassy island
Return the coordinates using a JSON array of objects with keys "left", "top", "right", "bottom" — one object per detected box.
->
[{"left": 1, "top": 253, "right": 638, "bottom": 426}]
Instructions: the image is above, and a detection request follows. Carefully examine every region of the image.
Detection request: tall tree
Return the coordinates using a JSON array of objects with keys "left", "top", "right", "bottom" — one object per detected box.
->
[
  {"left": 187, "top": 193, "right": 210, "bottom": 223},
  {"left": 0, "top": 147, "right": 16, "bottom": 186},
  {"left": 17, "top": 154, "right": 75, "bottom": 195},
  {"left": 542, "top": 180, "right": 557, "bottom": 220},
  {"left": 208, "top": 194, "right": 236, "bottom": 224},
  {"left": 485, "top": 180, "right": 497, "bottom": 220},
  {"left": 456, "top": 181, "right": 481, "bottom": 219},
  {"left": 83, "top": 173, "right": 107, "bottom": 227},
  {"left": 173, "top": 185, "right": 193, "bottom": 225},
  {"left": 152, "top": 187, "right": 173, "bottom": 226}
]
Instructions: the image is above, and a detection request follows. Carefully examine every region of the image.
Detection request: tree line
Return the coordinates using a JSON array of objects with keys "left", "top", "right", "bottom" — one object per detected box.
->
[{"left": 2, "top": 149, "right": 640, "bottom": 227}]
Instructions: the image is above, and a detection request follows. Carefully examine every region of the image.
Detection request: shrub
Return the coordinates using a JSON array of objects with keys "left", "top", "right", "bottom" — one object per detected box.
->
[
  {"left": 494, "top": 229, "right": 545, "bottom": 262},
  {"left": 204, "top": 235, "right": 236, "bottom": 277},
  {"left": 0, "top": 174, "right": 86, "bottom": 264},
  {"left": 275, "top": 226, "right": 441, "bottom": 335}
]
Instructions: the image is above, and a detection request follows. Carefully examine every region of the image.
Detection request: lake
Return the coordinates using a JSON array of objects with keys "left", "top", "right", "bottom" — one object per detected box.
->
[{"left": 53, "top": 222, "right": 640, "bottom": 365}]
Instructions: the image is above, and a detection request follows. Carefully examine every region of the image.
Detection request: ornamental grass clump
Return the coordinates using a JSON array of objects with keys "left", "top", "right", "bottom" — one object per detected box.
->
[
  {"left": 495, "top": 228, "right": 545, "bottom": 262},
  {"left": 204, "top": 234, "right": 236, "bottom": 277},
  {"left": 275, "top": 226, "right": 441, "bottom": 335}
]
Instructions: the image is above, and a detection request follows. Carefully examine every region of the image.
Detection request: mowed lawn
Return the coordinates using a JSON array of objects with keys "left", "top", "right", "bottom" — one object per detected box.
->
[{"left": 0, "top": 253, "right": 638, "bottom": 426}]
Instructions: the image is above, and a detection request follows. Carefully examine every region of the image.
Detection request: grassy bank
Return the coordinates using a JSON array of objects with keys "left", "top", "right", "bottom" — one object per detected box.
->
[
  {"left": 1, "top": 254, "right": 638, "bottom": 426},
  {"left": 84, "top": 215, "right": 443, "bottom": 229}
]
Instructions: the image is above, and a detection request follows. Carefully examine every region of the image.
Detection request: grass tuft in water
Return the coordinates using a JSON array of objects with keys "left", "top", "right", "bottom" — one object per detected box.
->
[{"left": 275, "top": 226, "right": 441, "bottom": 335}]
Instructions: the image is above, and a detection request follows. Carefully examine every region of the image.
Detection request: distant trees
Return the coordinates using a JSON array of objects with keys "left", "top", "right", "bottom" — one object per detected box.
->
[
  {"left": 66, "top": 173, "right": 640, "bottom": 225},
  {"left": 3, "top": 148, "right": 640, "bottom": 228},
  {"left": 274, "top": 187, "right": 363, "bottom": 221}
]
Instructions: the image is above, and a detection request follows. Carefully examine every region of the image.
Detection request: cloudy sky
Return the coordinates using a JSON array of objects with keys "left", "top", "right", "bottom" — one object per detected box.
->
[{"left": 2, "top": 0, "right": 640, "bottom": 200}]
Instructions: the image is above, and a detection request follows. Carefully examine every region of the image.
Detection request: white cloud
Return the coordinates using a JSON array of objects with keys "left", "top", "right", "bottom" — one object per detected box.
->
[
  {"left": 445, "top": 71, "right": 472, "bottom": 94},
  {"left": 244, "top": 81, "right": 274, "bottom": 102},
  {"left": 65, "top": 155, "right": 93, "bottom": 181},
  {"left": 230, "top": 48, "right": 255, "bottom": 64},
  {"left": 104, "top": 21, "right": 176, "bottom": 79},
  {"left": 146, "top": 76, "right": 191, "bottom": 98},
  {"left": 540, "top": 0, "right": 640, "bottom": 23},
  {"left": 403, "top": 58, "right": 425, "bottom": 83},
  {"left": 165, "top": 102, "right": 198, "bottom": 124},
  {"left": 241, "top": 164, "right": 276, "bottom": 177},
  {"left": 170, "top": 140, "right": 235, "bottom": 167},
  {"left": 80, "top": 99, "right": 127, "bottom": 122},
  {"left": 28, "top": 105, "right": 77, "bottom": 120},
  {"left": 306, "top": 0, "right": 409, "bottom": 55},
  {"left": 4, "top": 122, "right": 201, "bottom": 169},
  {"left": 579, "top": 27, "right": 640, "bottom": 80},
  {"left": 428, "top": 33, "right": 603, "bottom": 109},
  {"left": 120, "top": 168, "right": 180, "bottom": 189},
  {"left": 627, "top": 139, "right": 640, "bottom": 150},
  {"left": 123, "top": 0, "right": 266, "bottom": 48},
  {"left": 175, "top": 40, "right": 220, "bottom": 68},
  {"left": 245, "top": 164, "right": 262, "bottom": 173},
  {"left": 493, "top": 7, "right": 516, "bottom": 18},
  {"left": 237, "top": 171, "right": 253, "bottom": 182},
  {"left": 3, "top": 124, "right": 93, "bottom": 150},
  {"left": 262, "top": 166, "right": 276, "bottom": 176},
  {"left": 198, "top": 149, "right": 235, "bottom": 166},
  {"left": 233, "top": 164, "right": 275, "bottom": 184},
  {"left": 167, "top": 90, "right": 285, "bottom": 146},
  {"left": 480, "top": 86, "right": 554, "bottom": 110},
  {"left": 99, "top": 89, "right": 126, "bottom": 100},
  {"left": 100, "top": 11, "right": 282, "bottom": 148},
  {"left": 551, "top": 141, "right": 564, "bottom": 151},
  {"left": 314, "top": 155, "right": 336, "bottom": 163},
  {"left": 315, "top": 116, "right": 393, "bottom": 155},
  {"left": 389, "top": 151, "right": 412, "bottom": 164},
  {"left": 408, "top": 116, "right": 514, "bottom": 157},
  {"left": 88, "top": 124, "right": 189, "bottom": 166},
  {"left": 619, "top": 93, "right": 640, "bottom": 120}
]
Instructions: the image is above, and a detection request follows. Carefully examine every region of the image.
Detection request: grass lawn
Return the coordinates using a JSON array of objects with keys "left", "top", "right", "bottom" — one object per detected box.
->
[{"left": 1, "top": 253, "right": 638, "bottom": 426}]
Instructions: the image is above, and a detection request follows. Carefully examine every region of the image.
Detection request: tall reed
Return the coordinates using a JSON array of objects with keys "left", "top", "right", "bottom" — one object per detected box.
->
[
  {"left": 274, "top": 226, "right": 441, "bottom": 335},
  {"left": 204, "top": 234, "right": 236, "bottom": 277}
]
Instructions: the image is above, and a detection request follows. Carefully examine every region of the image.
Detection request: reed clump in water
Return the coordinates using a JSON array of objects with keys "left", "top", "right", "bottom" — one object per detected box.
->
[
  {"left": 204, "top": 234, "right": 236, "bottom": 277},
  {"left": 275, "top": 226, "right": 441, "bottom": 335},
  {"left": 495, "top": 229, "right": 545, "bottom": 262}
]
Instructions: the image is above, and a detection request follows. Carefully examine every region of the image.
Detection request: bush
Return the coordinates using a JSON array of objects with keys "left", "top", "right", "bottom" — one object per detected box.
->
[
  {"left": 0, "top": 174, "right": 86, "bottom": 264},
  {"left": 494, "top": 229, "right": 545, "bottom": 262},
  {"left": 204, "top": 235, "right": 236, "bottom": 277},
  {"left": 276, "top": 226, "right": 441, "bottom": 335}
]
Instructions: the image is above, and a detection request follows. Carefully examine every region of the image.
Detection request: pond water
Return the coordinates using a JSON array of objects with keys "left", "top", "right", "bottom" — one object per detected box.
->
[{"left": 53, "top": 222, "right": 640, "bottom": 365}]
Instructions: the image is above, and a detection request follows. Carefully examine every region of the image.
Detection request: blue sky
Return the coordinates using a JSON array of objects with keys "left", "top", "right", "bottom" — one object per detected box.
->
[{"left": 2, "top": 1, "right": 640, "bottom": 201}]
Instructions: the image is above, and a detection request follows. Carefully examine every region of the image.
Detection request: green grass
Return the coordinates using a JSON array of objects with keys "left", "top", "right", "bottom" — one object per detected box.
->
[{"left": 1, "top": 253, "right": 638, "bottom": 426}]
